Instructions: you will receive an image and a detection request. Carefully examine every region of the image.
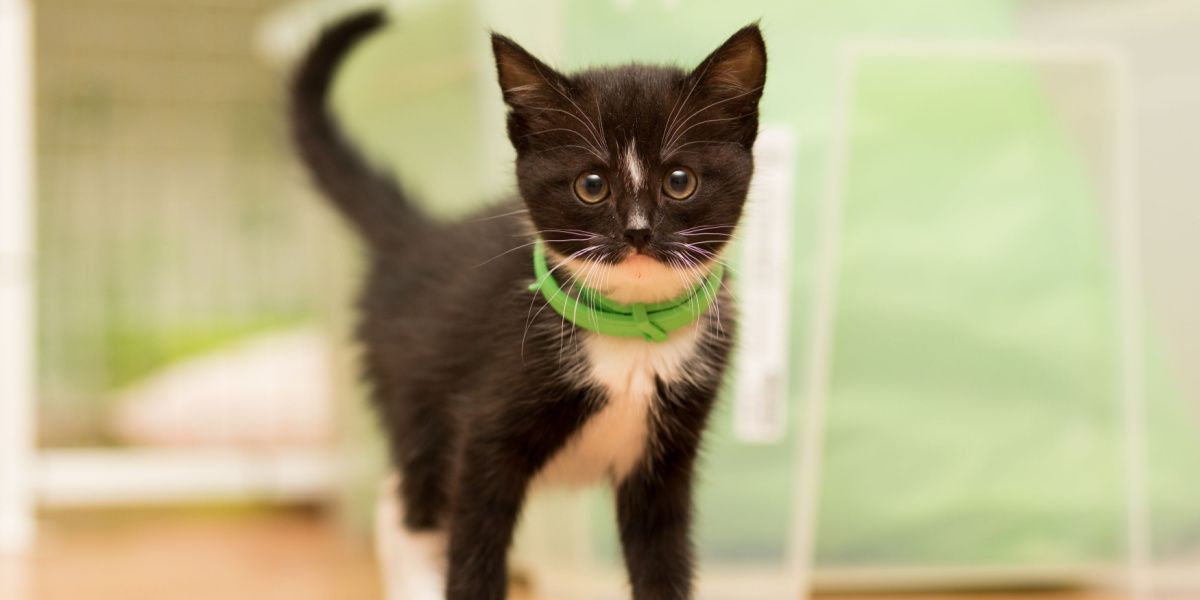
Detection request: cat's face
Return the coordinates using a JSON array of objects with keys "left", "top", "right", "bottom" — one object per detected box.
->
[{"left": 493, "top": 26, "right": 766, "bottom": 303}]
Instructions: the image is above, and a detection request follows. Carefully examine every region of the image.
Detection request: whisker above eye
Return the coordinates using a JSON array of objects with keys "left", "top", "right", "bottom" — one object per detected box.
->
[
  {"left": 662, "top": 139, "right": 744, "bottom": 156},
  {"left": 662, "top": 112, "right": 756, "bottom": 156},
  {"left": 529, "top": 144, "right": 609, "bottom": 160},
  {"left": 593, "top": 96, "right": 607, "bottom": 154},
  {"left": 661, "top": 59, "right": 715, "bottom": 150},
  {"left": 660, "top": 85, "right": 764, "bottom": 159},
  {"left": 521, "top": 126, "right": 607, "bottom": 162},
  {"left": 519, "top": 101, "right": 608, "bottom": 156},
  {"left": 534, "top": 77, "right": 609, "bottom": 154}
]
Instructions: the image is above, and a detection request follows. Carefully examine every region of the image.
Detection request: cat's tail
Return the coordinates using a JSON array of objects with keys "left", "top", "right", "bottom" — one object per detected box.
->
[{"left": 289, "top": 9, "right": 424, "bottom": 247}]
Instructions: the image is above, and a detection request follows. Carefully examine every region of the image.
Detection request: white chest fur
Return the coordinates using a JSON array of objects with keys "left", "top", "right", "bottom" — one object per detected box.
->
[{"left": 535, "top": 325, "right": 703, "bottom": 487}]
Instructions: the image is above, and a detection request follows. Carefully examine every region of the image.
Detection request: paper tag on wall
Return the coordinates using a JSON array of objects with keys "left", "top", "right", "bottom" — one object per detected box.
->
[{"left": 734, "top": 125, "right": 796, "bottom": 444}]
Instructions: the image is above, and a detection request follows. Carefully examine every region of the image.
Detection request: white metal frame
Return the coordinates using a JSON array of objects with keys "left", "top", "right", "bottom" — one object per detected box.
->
[
  {"left": 793, "top": 41, "right": 1145, "bottom": 598},
  {"left": 0, "top": 0, "right": 35, "bottom": 555}
]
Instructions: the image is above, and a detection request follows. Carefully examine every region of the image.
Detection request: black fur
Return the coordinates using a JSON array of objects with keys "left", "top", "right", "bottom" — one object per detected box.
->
[{"left": 290, "top": 10, "right": 765, "bottom": 600}]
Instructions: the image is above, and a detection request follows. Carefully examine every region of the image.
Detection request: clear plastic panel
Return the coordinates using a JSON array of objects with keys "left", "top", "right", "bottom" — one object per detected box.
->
[{"left": 805, "top": 46, "right": 1200, "bottom": 597}]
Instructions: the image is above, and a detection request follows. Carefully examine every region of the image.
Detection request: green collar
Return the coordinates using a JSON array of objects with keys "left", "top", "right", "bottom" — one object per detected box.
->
[{"left": 528, "top": 240, "right": 723, "bottom": 342}]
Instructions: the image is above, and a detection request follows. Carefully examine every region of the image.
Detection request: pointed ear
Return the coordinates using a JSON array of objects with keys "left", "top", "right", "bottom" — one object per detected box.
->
[
  {"left": 490, "top": 33, "right": 569, "bottom": 108},
  {"left": 689, "top": 24, "right": 767, "bottom": 104}
]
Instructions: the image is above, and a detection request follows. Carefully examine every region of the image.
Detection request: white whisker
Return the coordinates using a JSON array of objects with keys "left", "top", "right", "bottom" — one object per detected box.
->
[
  {"left": 662, "top": 139, "right": 742, "bottom": 154},
  {"left": 522, "top": 244, "right": 603, "bottom": 359},
  {"left": 675, "top": 250, "right": 722, "bottom": 334},
  {"left": 659, "top": 85, "right": 763, "bottom": 158},
  {"left": 662, "top": 59, "right": 716, "bottom": 149},
  {"left": 566, "top": 258, "right": 602, "bottom": 359},
  {"left": 667, "top": 85, "right": 763, "bottom": 141},
  {"left": 663, "top": 112, "right": 755, "bottom": 156},
  {"left": 676, "top": 224, "right": 737, "bottom": 235},
  {"left": 471, "top": 208, "right": 528, "bottom": 223},
  {"left": 522, "top": 126, "right": 607, "bottom": 161},
  {"left": 474, "top": 236, "right": 598, "bottom": 268},
  {"left": 669, "top": 241, "right": 736, "bottom": 274},
  {"left": 527, "top": 67, "right": 609, "bottom": 154}
]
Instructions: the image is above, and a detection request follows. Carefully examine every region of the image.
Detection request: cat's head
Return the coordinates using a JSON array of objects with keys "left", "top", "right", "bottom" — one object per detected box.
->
[{"left": 492, "top": 26, "right": 766, "bottom": 304}]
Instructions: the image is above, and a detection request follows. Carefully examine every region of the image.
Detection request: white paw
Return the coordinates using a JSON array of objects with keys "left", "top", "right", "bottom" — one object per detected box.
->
[{"left": 375, "top": 475, "right": 447, "bottom": 600}]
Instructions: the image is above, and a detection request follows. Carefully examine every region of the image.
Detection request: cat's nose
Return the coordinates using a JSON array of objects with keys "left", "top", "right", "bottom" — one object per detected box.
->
[{"left": 624, "top": 228, "right": 652, "bottom": 250}]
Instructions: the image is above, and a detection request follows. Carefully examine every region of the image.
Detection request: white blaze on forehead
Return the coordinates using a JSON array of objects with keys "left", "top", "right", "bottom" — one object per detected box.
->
[{"left": 623, "top": 139, "right": 645, "bottom": 191}]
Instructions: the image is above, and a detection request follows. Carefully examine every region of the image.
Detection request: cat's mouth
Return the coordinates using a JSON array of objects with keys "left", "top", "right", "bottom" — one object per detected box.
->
[{"left": 617, "top": 253, "right": 661, "bottom": 279}]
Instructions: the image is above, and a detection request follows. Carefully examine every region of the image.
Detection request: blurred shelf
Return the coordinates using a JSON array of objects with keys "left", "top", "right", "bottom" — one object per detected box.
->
[{"left": 35, "top": 448, "right": 337, "bottom": 507}]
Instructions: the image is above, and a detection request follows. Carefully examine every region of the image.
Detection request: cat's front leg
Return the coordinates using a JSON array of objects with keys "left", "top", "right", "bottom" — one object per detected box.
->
[
  {"left": 616, "top": 378, "right": 720, "bottom": 600},
  {"left": 443, "top": 442, "right": 527, "bottom": 600},
  {"left": 444, "top": 392, "right": 592, "bottom": 600},
  {"left": 616, "top": 441, "right": 701, "bottom": 600},
  {"left": 615, "top": 378, "right": 718, "bottom": 600}
]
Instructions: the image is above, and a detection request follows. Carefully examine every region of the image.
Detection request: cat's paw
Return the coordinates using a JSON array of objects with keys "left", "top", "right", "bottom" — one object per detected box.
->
[{"left": 375, "top": 475, "right": 447, "bottom": 600}]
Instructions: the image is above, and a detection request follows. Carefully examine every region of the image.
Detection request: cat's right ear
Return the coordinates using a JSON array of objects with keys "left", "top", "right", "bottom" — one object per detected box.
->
[{"left": 491, "top": 33, "right": 569, "bottom": 110}]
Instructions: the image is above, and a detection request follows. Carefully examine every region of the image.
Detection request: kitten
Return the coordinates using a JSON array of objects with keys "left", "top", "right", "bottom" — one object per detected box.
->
[{"left": 290, "top": 10, "right": 766, "bottom": 600}]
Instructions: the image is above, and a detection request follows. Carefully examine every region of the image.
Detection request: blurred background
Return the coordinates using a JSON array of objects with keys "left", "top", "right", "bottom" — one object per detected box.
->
[{"left": 1, "top": 0, "right": 1199, "bottom": 599}]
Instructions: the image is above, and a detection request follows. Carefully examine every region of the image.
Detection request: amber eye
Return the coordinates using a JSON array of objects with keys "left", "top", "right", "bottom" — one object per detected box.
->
[
  {"left": 573, "top": 173, "right": 609, "bottom": 204},
  {"left": 663, "top": 167, "right": 698, "bottom": 200}
]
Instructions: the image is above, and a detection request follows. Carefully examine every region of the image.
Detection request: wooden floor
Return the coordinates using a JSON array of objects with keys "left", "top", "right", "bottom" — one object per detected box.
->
[
  {"left": 2, "top": 508, "right": 1114, "bottom": 600},
  {"left": 20, "top": 508, "right": 381, "bottom": 600}
]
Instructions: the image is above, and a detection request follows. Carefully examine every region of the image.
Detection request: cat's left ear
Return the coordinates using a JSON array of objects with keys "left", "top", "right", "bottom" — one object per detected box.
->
[{"left": 688, "top": 23, "right": 767, "bottom": 113}]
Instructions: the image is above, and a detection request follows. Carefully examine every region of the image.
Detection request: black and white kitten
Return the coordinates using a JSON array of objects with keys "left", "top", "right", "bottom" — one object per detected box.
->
[{"left": 291, "top": 10, "right": 766, "bottom": 600}]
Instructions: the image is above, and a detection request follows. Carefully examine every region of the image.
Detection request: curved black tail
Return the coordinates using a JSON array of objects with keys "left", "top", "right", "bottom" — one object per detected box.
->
[{"left": 290, "top": 9, "right": 422, "bottom": 247}]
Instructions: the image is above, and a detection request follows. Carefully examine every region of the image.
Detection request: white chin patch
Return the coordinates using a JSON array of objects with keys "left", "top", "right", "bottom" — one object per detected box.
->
[
  {"left": 563, "top": 254, "right": 697, "bottom": 305},
  {"left": 375, "top": 476, "right": 447, "bottom": 600}
]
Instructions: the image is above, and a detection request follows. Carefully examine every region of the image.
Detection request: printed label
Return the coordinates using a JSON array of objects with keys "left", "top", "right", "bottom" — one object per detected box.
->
[{"left": 734, "top": 125, "right": 796, "bottom": 444}]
